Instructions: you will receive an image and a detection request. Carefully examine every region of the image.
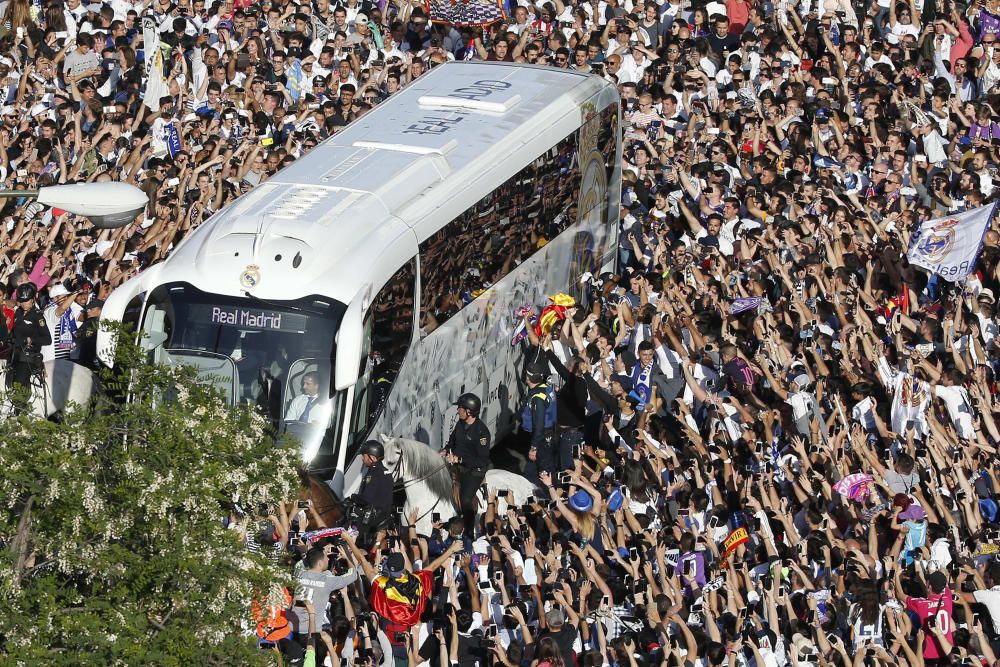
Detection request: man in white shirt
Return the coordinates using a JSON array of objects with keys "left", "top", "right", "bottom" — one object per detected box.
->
[
  {"left": 933, "top": 369, "right": 975, "bottom": 440},
  {"left": 285, "top": 371, "right": 328, "bottom": 423}
]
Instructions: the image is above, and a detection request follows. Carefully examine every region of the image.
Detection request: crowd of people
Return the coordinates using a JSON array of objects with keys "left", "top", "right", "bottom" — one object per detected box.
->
[{"left": 1, "top": 0, "right": 1000, "bottom": 662}]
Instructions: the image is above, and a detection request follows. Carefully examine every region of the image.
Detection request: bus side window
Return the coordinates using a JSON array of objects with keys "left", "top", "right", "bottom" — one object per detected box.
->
[
  {"left": 122, "top": 294, "right": 144, "bottom": 339},
  {"left": 349, "top": 259, "right": 416, "bottom": 444}
]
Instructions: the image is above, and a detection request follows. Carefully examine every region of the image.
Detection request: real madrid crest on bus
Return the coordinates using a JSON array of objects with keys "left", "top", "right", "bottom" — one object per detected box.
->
[{"left": 240, "top": 264, "right": 261, "bottom": 288}]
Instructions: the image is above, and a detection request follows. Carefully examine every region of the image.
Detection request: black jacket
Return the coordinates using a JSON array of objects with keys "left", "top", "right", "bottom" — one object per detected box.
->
[
  {"left": 10, "top": 306, "right": 50, "bottom": 360},
  {"left": 447, "top": 418, "right": 491, "bottom": 471},
  {"left": 546, "top": 349, "right": 588, "bottom": 429},
  {"left": 358, "top": 460, "right": 393, "bottom": 513}
]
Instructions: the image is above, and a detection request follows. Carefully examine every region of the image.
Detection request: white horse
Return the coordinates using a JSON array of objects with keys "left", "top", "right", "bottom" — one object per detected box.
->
[
  {"left": 380, "top": 436, "right": 538, "bottom": 536},
  {"left": 0, "top": 359, "right": 96, "bottom": 418}
]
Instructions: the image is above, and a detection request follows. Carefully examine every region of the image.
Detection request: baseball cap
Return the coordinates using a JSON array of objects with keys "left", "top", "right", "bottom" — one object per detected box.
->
[
  {"left": 607, "top": 487, "right": 624, "bottom": 512},
  {"left": 49, "top": 284, "right": 70, "bottom": 299},
  {"left": 980, "top": 498, "right": 998, "bottom": 523},
  {"left": 385, "top": 552, "right": 406, "bottom": 577}
]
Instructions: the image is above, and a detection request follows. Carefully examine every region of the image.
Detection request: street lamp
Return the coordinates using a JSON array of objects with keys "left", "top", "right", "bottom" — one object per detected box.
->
[{"left": 0, "top": 182, "right": 148, "bottom": 229}]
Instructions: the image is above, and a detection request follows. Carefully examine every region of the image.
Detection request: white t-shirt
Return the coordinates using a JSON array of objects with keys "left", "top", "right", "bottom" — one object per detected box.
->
[
  {"left": 973, "top": 586, "right": 1000, "bottom": 634},
  {"left": 933, "top": 384, "right": 975, "bottom": 440}
]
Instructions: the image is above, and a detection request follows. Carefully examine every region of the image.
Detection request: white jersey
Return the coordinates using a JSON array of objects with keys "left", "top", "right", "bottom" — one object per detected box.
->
[{"left": 878, "top": 358, "right": 931, "bottom": 437}]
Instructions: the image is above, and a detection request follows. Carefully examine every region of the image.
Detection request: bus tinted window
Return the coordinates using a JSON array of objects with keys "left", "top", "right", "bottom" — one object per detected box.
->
[{"left": 418, "top": 127, "right": 585, "bottom": 332}]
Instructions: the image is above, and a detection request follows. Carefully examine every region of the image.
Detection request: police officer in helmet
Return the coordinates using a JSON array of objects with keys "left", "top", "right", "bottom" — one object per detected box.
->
[
  {"left": 521, "top": 360, "right": 556, "bottom": 485},
  {"left": 444, "top": 393, "right": 491, "bottom": 536},
  {"left": 7, "top": 283, "right": 51, "bottom": 395},
  {"left": 350, "top": 440, "right": 394, "bottom": 545}
]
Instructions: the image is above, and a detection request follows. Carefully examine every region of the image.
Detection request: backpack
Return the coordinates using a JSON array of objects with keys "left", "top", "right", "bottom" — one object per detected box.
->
[{"left": 252, "top": 587, "right": 292, "bottom": 642}]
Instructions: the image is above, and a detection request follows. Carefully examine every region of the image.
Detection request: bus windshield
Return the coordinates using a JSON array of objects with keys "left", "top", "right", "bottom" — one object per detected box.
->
[{"left": 139, "top": 283, "right": 348, "bottom": 459}]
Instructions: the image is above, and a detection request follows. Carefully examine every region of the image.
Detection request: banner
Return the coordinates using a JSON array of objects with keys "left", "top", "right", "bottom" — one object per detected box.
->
[
  {"left": 730, "top": 296, "right": 764, "bottom": 316},
  {"left": 286, "top": 59, "right": 304, "bottom": 103},
  {"left": 142, "top": 18, "right": 159, "bottom": 76},
  {"left": 907, "top": 204, "right": 997, "bottom": 283},
  {"left": 424, "top": 0, "right": 507, "bottom": 27},
  {"left": 143, "top": 43, "right": 169, "bottom": 112},
  {"left": 722, "top": 526, "right": 749, "bottom": 558},
  {"left": 165, "top": 123, "right": 181, "bottom": 157}
]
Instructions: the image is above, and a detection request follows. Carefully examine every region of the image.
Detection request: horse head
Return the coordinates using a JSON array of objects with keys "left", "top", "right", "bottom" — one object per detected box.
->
[
  {"left": 382, "top": 437, "right": 455, "bottom": 506},
  {"left": 380, "top": 435, "right": 406, "bottom": 480}
]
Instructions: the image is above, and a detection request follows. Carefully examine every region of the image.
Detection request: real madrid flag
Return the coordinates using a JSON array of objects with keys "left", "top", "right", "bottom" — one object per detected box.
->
[{"left": 907, "top": 203, "right": 997, "bottom": 283}]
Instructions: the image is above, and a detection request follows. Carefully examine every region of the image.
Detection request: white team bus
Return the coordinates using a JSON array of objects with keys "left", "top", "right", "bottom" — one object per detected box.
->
[{"left": 97, "top": 62, "right": 621, "bottom": 496}]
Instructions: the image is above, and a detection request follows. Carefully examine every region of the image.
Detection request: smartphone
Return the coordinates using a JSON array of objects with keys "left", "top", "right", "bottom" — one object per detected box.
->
[
  {"left": 526, "top": 495, "right": 535, "bottom": 505},
  {"left": 572, "top": 444, "right": 581, "bottom": 459},
  {"left": 683, "top": 559, "right": 694, "bottom": 576},
  {"left": 297, "top": 500, "right": 309, "bottom": 509},
  {"left": 103, "top": 105, "right": 117, "bottom": 113},
  {"left": 629, "top": 547, "right": 639, "bottom": 560},
  {"left": 55, "top": 30, "right": 68, "bottom": 39},
  {"left": 477, "top": 581, "right": 492, "bottom": 591},
  {"left": 708, "top": 515, "right": 719, "bottom": 529},
  {"left": 952, "top": 449, "right": 962, "bottom": 463},
  {"left": 166, "top": 177, "right": 180, "bottom": 187},
  {"left": 678, "top": 508, "right": 690, "bottom": 517},
  {"left": 707, "top": 127, "right": 720, "bottom": 135},
  {"left": 393, "top": 631, "right": 407, "bottom": 643},
  {"left": 431, "top": 512, "right": 441, "bottom": 523},
  {"left": 494, "top": 570, "right": 503, "bottom": 582},
  {"left": 260, "top": 137, "right": 274, "bottom": 147},
  {"left": 927, "top": 614, "right": 937, "bottom": 629}
]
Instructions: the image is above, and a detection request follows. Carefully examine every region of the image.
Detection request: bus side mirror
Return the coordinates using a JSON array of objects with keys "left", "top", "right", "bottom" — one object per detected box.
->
[{"left": 334, "top": 285, "right": 370, "bottom": 391}]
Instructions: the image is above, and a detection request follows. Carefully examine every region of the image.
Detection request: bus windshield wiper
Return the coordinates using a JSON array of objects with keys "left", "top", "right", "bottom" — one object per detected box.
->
[{"left": 241, "top": 290, "right": 328, "bottom": 316}]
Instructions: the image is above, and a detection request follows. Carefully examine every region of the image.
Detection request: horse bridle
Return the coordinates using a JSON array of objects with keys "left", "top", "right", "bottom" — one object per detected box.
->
[
  {"left": 305, "top": 452, "right": 455, "bottom": 521},
  {"left": 387, "top": 453, "right": 456, "bottom": 525}
]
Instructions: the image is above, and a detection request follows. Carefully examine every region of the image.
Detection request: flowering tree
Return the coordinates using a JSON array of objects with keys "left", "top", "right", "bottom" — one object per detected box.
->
[{"left": 0, "top": 330, "right": 301, "bottom": 665}]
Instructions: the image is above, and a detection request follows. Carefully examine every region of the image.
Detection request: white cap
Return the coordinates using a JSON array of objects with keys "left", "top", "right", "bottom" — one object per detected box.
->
[
  {"left": 49, "top": 284, "right": 70, "bottom": 298},
  {"left": 0, "top": 105, "right": 16, "bottom": 116}
]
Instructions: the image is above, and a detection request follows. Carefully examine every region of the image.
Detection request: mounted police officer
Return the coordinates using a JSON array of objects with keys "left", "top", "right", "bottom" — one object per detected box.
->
[
  {"left": 444, "top": 393, "right": 491, "bottom": 536},
  {"left": 521, "top": 361, "right": 556, "bottom": 485},
  {"left": 349, "top": 440, "right": 394, "bottom": 546},
  {"left": 7, "top": 283, "right": 50, "bottom": 397}
]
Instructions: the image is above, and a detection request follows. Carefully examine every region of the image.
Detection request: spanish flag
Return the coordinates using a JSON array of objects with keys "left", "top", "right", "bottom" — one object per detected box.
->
[
  {"left": 721, "top": 527, "right": 750, "bottom": 563},
  {"left": 369, "top": 570, "right": 433, "bottom": 627}
]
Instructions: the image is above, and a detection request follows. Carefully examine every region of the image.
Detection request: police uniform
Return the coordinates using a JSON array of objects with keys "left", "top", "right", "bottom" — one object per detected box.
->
[
  {"left": 446, "top": 417, "right": 491, "bottom": 534},
  {"left": 358, "top": 459, "right": 394, "bottom": 515},
  {"left": 522, "top": 382, "right": 556, "bottom": 484},
  {"left": 8, "top": 305, "right": 50, "bottom": 390},
  {"left": 71, "top": 316, "right": 100, "bottom": 369}
]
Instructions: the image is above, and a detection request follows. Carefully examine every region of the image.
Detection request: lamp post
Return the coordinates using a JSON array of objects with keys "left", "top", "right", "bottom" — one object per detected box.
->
[{"left": 0, "top": 182, "right": 148, "bottom": 229}]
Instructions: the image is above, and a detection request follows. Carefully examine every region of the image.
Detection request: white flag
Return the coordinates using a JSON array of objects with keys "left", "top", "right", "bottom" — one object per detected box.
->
[
  {"left": 143, "top": 43, "right": 168, "bottom": 112},
  {"left": 907, "top": 203, "right": 997, "bottom": 282},
  {"left": 142, "top": 18, "right": 159, "bottom": 76}
]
